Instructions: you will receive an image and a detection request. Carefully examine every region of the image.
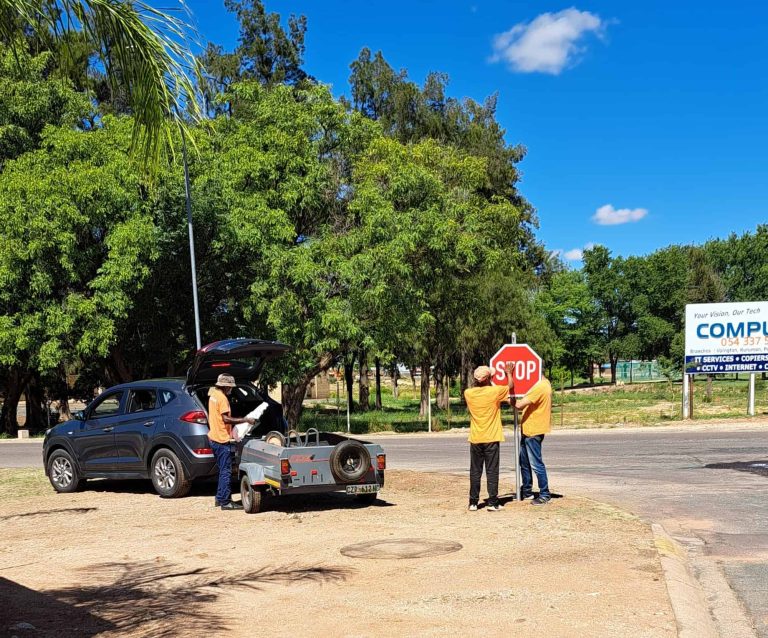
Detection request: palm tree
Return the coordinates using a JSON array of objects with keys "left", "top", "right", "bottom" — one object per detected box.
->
[{"left": 0, "top": 0, "right": 201, "bottom": 168}]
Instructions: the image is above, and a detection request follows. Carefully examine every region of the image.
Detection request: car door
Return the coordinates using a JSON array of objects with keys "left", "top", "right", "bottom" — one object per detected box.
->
[
  {"left": 72, "top": 390, "right": 125, "bottom": 473},
  {"left": 114, "top": 388, "right": 160, "bottom": 473}
]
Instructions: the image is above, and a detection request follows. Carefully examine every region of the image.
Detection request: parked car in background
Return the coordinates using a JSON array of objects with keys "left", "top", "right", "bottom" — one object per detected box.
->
[{"left": 43, "top": 339, "right": 290, "bottom": 497}]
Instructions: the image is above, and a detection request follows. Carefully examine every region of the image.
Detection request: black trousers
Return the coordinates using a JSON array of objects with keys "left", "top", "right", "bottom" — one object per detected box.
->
[{"left": 469, "top": 442, "right": 500, "bottom": 505}]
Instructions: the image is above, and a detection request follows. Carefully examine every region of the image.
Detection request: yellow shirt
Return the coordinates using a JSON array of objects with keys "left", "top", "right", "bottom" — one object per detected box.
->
[
  {"left": 207, "top": 388, "right": 232, "bottom": 444},
  {"left": 464, "top": 385, "right": 509, "bottom": 444},
  {"left": 520, "top": 378, "right": 552, "bottom": 437}
]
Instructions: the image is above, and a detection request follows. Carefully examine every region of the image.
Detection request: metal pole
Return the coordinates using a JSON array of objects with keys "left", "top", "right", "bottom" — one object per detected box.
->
[
  {"left": 748, "top": 373, "right": 756, "bottom": 416},
  {"left": 346, "top": 372, "right": 351, "bottom": 434},
  {"left": 511, "top": 332, "right": 520, "bottom": 501},
  {"left": 682, "top": 373, "right": 690, "bottom": 419},
  {"left": 182, "top": 131, "right": 202, "bottom": 350},
  {"left": 427, "top": 372, "right": 432, "bottom": 433}
]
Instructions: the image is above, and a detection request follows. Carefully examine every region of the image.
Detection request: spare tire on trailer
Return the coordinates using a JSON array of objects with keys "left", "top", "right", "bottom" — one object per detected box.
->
[{"left": 329, "top": 440, "right": 371, "bottom": 484}]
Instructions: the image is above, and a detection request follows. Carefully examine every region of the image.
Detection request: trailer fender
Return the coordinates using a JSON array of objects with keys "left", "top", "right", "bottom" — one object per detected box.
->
[{"left": 239, "top": 463, "right": 267, "bottom": 485}]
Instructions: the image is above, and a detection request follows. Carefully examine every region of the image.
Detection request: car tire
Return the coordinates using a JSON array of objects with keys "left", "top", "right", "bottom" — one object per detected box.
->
[
  {"left": 329, "top": 440, "right": 371, "bottom": 484},
  {"left": 47, "top": 449, "right": 83, "bottom": 493},
  {"left": 150, "top": 448, "right": 191, "bottom": 498},
  {"left": 240, "top": 474, "right": 263, "bottom": 514}
]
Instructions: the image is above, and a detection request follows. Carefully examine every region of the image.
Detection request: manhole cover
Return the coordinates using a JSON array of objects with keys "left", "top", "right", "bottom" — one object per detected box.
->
[{"left": 340, "top": 538, "right": 463, "bottom": 559}]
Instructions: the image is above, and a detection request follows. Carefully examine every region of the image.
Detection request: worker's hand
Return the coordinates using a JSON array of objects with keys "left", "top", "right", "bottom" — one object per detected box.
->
[
  {"left": 246, "top": 417, "right": 256, "bottom": 425},
  {"left": 504, "top": 361, "right": 514, "bottom": 377}
]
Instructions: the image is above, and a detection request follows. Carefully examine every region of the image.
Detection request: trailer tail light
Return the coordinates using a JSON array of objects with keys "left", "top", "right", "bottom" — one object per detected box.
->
[
  {"left": 280, "top": 459, "right": 291, "bottom": 476},
  {"left": 180, "top": 410, "right": 208, "bottom": 425},
  {"left": 377, "top": 454, "right": 386, "bottom": 470},
  {"left": 193, "top": 447, "right": 214, "bottom": 456}
]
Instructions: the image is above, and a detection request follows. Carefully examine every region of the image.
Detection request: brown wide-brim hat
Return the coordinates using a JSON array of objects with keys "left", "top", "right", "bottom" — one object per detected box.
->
[{"left": 215, "top": 373, "right": 236, "bottom": 388}]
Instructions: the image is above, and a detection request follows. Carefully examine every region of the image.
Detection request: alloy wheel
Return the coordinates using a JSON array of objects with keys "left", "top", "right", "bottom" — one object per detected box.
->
[
  {"left": 51, "top": 457, "right": 73, "bottom": 488},
  {"left": 154, "top": 456, "right": 177, "bottom": 490}
]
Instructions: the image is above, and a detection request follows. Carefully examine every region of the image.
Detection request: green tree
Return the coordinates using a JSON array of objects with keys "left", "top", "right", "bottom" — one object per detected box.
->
[{"left": 0, "top": 117, "right": 160, "bottom": 434}]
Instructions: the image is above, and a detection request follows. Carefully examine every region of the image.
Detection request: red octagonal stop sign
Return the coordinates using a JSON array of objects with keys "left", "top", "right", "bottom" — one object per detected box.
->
[{"left": 489, "top": 343, "right": 542, "bottom": 397}]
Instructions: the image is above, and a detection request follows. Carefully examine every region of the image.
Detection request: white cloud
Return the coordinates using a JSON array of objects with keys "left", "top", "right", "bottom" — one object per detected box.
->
[
  {"left": 490, "top": 8, "right": 605, "bottom": 74},
  {"left": 563, "top": 248, "right": 584, "bottom": 260},
  {"left": 592, "top": 204, "right": 648, "bottom": 225}
]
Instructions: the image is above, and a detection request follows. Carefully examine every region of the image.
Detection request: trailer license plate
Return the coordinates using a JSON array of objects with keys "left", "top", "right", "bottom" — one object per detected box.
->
[{"left": 346, "top": 484, "right": 379, "bottom": 495}]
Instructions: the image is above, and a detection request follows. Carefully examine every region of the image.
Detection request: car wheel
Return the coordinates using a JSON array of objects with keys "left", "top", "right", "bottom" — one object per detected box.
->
[
  {"left": 240, "top": 474, "right": 263, "bottom": 514},
  {"left": 329, "top": 440, "right": 371, "bottom": 484},
  {"left": 150, "top": 448, "right": 191, "bottom": 498},
  {"left": 47, "top": 450, "right": 83, "bottom": 493}
]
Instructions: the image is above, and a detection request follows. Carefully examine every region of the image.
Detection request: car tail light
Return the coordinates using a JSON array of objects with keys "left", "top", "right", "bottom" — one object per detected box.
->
[
  {"left": 280, "top": 459, "right": 291, "bottom": 476},
  {"left": 180, "top": 410, "right": 208, "bottom": 425},
  {"left": 193, "top": 447, "right": 214, "bottom": 455},
  {"left": 211, "top": 362, "right": 231, "bottom": 368},
  {"left": 377, "top": 454, "right": 386, "bottom": 470}
]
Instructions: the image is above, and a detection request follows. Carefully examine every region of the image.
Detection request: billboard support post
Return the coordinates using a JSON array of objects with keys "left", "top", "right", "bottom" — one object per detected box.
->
[
  {"left": 748, "top": 373, "right": 756, "bottom": 416},
  {"left": 682, "top": 373, "right": 691, "bottom": 419}
]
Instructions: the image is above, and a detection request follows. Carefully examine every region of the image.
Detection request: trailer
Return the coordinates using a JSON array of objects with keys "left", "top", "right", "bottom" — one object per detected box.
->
[{"left": 237, "top": 428, "right": 385, "bottom": 514}]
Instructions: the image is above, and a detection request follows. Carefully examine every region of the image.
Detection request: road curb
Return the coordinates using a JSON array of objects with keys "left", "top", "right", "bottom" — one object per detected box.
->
[{"left": 652, "top": 523, "right": 717, "bottom": 638}]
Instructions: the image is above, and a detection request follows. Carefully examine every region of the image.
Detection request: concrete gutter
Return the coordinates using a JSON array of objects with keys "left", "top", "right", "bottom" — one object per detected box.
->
[{"left": 652, "top": 523, "right": 718, "bottom": 638}]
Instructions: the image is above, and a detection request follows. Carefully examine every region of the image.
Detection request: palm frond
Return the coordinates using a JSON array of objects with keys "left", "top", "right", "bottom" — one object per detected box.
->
[{"left": 0, "top": 0, "right": 203, "bottom": 170}]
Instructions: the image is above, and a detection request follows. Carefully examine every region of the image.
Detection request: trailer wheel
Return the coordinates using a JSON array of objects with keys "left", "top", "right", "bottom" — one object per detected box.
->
[
  {"left": 329, "top": 440, "right": 371, "bottom": 484},
  {"left": 240, "top": 475, "right": 263, "bottom": 514}
]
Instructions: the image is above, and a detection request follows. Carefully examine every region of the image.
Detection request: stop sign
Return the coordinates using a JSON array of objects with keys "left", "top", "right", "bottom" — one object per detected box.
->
[{"left": 489, "top": 344, "right": 542, "bottom": 397}]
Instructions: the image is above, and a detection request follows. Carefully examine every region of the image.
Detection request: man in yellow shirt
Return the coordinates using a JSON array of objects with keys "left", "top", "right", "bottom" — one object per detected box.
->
[
  {"left": 208, "top": 374, "right": 255, "bottom": 510},
  {"left": 514, "top": 376, "right": 553, "bottom": 505},
  {"left": 463, "top": 363, "right": 514, "bottom": 511}
]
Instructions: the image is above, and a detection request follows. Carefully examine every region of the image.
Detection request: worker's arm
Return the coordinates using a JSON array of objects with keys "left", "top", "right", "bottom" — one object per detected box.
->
[
  {"left": 503, "top": 362, "right": 517, "bottom": 404},
  {"left": 515, "top": 396, "right": 532, "bottom": 409},
  {"left": 222, "top": 413, "right": 255, "bottom": 425}
]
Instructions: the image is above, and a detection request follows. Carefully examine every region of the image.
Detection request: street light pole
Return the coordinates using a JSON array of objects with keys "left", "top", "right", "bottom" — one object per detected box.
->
[{"left": 182, "top": 130, "right": 202, "bottom": 350}]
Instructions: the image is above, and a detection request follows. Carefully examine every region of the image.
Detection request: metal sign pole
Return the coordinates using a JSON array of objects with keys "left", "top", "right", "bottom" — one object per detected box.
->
[
  {"left": 748, "top": 373, "right": 756, "bottom": 416},
  {"left": 682, "top": 372, "right": 690, "bottom": 419},
  {"left": 510, "top": 332, "right": 521, "bottom": 501},
  {"left": 346, "top": 373, "right": 351, "bottom": 434}
]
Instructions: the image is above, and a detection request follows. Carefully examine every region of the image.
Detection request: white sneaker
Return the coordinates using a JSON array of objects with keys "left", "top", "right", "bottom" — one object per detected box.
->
[
  {"left": 468, "top": 504, "right": 478, "bottom": 511},
  {"left": 486, "top": 503, "right": 503, "bottom": 512}
]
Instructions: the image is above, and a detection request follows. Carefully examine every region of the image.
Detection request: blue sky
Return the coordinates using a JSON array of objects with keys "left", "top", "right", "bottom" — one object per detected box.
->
[{"left": 183, "top": 1, "right": 768, "bottom": 263}]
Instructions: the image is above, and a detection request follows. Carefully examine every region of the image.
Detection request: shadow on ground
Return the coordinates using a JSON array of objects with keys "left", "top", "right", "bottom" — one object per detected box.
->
[
  {"left": 705, "top": 459, "right": 768, "bottom": 478},
  {"left": 0, "top": 507, "right": 97, "bottom": 522},
  {"left": 1, "top": 561, "right": 353, "bottom": 638}
]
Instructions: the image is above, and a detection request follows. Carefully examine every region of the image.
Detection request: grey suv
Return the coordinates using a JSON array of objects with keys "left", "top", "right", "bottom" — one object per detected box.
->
[{"left": 43, "top": 338, "right": 290, "bottom": 497}]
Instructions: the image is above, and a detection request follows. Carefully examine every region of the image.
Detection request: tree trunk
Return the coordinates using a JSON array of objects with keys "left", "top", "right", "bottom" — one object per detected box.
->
[
  {"left": 391, "top": 365, "right": 399, "bottom": 400},
  {"left": 1, "top": 367, "right": 29, "bottom": 436},
  {"left": 610, "top": 355, "right": 618, "bottom": 385},
  {"left": 570, "top": 368, "right": 574, "bottom": 388},
  {"left": 358, "top": 349, "right": 370, "bottom": 412},
  {"left": 374, "top": 358, "right": 382, "bottom": 410},
  {"left": 410, "top": 367, "right": 416, "bottom": 388},
  {"left": 107, "top": 346, "right": 133, "bottom": 384},
  {"left": 23, "top": 373, "right": 47, "bottom": 433},
  {"left": 436, "top": 370, "right": 450, "bottom": 410},
  {"left": 460, "top": 351, "right": 473, "bottom": 400},
  {"left": 419, "top": 358, "right": 431, "bottom": 417},
  {"left": 588, "top": 360, "right": 595, "bottom": 385},
  {"left": 281, "top": 352, "right": 336, "bottom": 427},
  {"left": 282, "top": 381, "right": 311, "bottom": 428}
]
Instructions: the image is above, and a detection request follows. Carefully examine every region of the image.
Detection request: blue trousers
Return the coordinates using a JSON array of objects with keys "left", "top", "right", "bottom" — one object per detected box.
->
[
  {"left": 520, "top": 434, "right": 550, "bottom": 498},
  {"left": 210, "top": 440, "right": 232, "bottom": 504}
]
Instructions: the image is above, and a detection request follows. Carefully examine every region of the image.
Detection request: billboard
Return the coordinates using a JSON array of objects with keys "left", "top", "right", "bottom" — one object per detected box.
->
[{"left": 684, "top": 301, "right": 768, "bottom": 374}]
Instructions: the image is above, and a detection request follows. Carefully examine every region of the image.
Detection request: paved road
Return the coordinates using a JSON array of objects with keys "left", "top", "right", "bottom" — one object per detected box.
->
[{"left": 4, "top": 424, "right": 767, "bottom": 636}]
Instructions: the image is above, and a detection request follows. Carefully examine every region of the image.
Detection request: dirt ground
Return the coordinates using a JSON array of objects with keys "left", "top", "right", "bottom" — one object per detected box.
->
[{"left": 0, "top": 470, "right": 675, "bottom": 638}]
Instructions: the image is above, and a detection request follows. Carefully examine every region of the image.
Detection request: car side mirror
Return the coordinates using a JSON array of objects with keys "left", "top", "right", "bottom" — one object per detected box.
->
[{"left": 73, "top": 410, "right": 86, "bottom": 421}]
